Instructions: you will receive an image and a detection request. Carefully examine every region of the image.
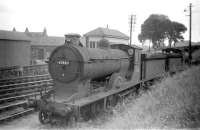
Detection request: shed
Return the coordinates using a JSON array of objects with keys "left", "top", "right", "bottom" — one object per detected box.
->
[{"left": 0, "top": 30, "right": 31, "bottom": 68}]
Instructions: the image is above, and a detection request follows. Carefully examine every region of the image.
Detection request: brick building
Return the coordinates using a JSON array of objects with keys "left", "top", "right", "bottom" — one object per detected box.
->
[{"left": 24, "top": 28, "right": 65, "bottom": 64}]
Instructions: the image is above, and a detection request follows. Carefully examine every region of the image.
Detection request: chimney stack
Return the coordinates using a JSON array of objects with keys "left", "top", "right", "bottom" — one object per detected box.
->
[
  {"left": 43, "top": 27, "right": 47, "bottom": 36},
  {"left": 25, "top": 27, "right": 29, "bottom": 33},
  {"left": 12, "top": 27, "right": 16, "bottom": 32}
]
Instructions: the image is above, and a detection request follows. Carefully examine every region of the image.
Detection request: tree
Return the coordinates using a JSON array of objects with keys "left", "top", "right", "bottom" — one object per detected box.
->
[
  {"left": 166, "top": 21, "right": 187, "bottom": 47},
  {"left": 138, "top": 14, "right": 170, "bottom": 48},
  {"left": 138, "top": 14, "right": 187, "bottom": 48}
]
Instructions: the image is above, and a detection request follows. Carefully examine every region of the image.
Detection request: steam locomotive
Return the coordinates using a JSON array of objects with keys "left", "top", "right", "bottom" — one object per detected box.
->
[{"left": 33, "top": 34, "right": 184, "bottom": 125}]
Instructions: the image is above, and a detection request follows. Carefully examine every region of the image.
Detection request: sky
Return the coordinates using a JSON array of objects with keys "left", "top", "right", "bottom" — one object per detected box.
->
[{"left": 0, "top": 0, "right": 200, "bottom": 45}]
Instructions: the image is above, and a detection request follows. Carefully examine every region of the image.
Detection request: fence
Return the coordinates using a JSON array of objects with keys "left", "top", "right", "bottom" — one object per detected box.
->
[{"left": 0, "top": 64, "right": 48, "bottom": 79}]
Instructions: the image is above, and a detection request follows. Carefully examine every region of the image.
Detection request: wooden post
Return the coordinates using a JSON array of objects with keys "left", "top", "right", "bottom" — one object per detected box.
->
[
  {"left": 165, "top": 56, "right": 169, "bottom": 72},
  {"left": 103, "top": 98, "right": 107, "bottom": 110},
  {"left": 140, "top": 54, "right": 146, "bottom": 80}
]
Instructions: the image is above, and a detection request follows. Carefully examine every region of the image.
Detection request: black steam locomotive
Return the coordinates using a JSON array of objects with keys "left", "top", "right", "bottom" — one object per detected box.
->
[{"left": 33, "top": 34, "right": 184, "bottom": 125}]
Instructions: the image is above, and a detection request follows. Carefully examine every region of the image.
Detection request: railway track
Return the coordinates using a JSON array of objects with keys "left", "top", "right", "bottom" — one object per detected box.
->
[
  {"left": 0, "top": 74, "right": 53, "bottom": 123},
  {"left": 0, "top": 74, "right": 51, "bottom": 86}
]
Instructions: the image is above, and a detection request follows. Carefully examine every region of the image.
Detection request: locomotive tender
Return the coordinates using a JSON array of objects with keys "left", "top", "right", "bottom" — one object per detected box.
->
[{"left": 34, "top": 34, "right": 184, "bottom": 125}]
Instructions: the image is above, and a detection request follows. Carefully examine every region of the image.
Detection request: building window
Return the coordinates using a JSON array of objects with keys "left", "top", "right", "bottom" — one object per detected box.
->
[
  {"left": 93, "top": 42, "right": 95, "bottom": 48},
  {"left": 90, "top": 41, "right": 93, "bottom": 48},
  {"left": 96, "top": 41, "right": 99, "bottom": 48},
  {"left": 89, "top": 41, "right": 96, "bottom": 48}
]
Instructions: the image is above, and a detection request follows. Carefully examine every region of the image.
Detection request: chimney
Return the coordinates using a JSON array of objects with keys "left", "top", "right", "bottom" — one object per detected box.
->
[
  {"left": 12, "top": 27, "right": 16, "bottom": 32},
  {"left": 43, "top": 27, "right": 47, "bottom": 36},
  {"left": 25, "top": 27, "right": 29, "bottom": 33}
]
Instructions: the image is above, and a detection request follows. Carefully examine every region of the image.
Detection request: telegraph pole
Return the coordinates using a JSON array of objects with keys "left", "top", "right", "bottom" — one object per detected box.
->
[
  {"left": 129, "top": 15, "right": 136, "bottom": 46},
  {"left": 189, "top": 3, "right": 192, "bottom": 65},
  {"left": 129, "top": 15, "right": 133, "bottom": 46}
]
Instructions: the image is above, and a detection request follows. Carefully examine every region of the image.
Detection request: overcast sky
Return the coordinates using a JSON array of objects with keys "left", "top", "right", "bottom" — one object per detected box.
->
[{"left": 0, "top": 0, "right": 200, "bottom": 44}]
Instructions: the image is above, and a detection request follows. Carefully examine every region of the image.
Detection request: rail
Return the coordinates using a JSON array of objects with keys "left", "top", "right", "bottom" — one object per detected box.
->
[{"left": 0, "top": 74, "right": 51, "bottom": 86}]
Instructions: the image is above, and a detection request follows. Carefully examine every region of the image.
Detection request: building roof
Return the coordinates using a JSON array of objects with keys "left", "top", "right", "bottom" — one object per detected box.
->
[
  {"left": 23, "top": 28, "right": 65, "bottom": 46},
  {"left": 30, "top": 36, "right": 65, "bottom": 46},
  {"left": 84, "top": 27, "right": 129, "bottom": 40},
  {"left": 26, "top": 32, "right": 45, "bottom": 38},
  {"left": 0, "top": 30, "right": 30, "bottom": 41},
  {"left": 24, "top": 27, "right": 47, "bottom": 37}
]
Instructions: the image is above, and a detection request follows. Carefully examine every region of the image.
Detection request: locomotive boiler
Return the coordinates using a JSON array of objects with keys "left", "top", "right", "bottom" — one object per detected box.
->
[{"left": 49, "top": 43, "right": 130, "bottom": 84}]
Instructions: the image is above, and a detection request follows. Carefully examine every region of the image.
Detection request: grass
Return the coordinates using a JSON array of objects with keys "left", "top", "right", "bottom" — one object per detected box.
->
[{"left": 102, "top": 65, "right": 200, "bottom": 129}]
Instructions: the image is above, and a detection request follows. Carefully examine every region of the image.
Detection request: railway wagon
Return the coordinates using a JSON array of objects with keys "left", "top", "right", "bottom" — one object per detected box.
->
[
  {"left": 140, "top": 52, "right": 184, "bottom": 81},
  {"left": 192, "top": 49, "right": 200, "bottom": 64},
  {"left": 32, "top": 34, "right": 184, "bottom": 125}
]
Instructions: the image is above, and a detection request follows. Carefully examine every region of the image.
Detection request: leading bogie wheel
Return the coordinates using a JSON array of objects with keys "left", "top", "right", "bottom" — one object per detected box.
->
[{"left": 39, "top": 110, "right": 51, "bottom": 124}]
